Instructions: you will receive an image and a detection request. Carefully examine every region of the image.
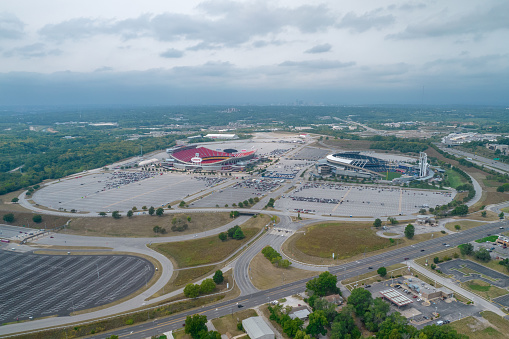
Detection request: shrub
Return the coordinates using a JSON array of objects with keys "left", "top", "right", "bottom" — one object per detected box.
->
[{"left": 32, "top": 214, "right": 42, "bottom": 223}]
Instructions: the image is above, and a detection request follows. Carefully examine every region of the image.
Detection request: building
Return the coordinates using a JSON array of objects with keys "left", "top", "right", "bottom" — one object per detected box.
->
[
  {"left": 204, "top": 133, "right": 238, "bottom": 139},
  {"left": 242, "top": 317, "right": 274, "bottom": 339},
  {"left": 323, "top": 152, "right": 393, "bottom": 177},
  {"left": 486, "top": 144, "right": 509, "bottom": 155},
  {"left": 167, "top": 145, "right": 256, "bottom": 171},
  {"left": 496, "top": 235, "right": 509, "bottom": 247},
  {"left": 288, "top": 306, "right": 311, "bottom": 320},
  {"left": 323, "top": 294, "right": 344, "bottom": 305}
]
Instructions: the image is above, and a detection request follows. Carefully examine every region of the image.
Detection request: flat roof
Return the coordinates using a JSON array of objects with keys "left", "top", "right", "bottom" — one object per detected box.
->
[
  {"left": 242, "top": 317, "right": 274, "bottom": 339},
  {"left": 379, "top": 288, "right": 413, "bottom": 307}
]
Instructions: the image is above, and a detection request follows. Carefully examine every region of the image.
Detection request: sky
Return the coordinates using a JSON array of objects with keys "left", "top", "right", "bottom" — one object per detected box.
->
[{"left": 0, "top": 0, "right": 508, "bottom": 106}]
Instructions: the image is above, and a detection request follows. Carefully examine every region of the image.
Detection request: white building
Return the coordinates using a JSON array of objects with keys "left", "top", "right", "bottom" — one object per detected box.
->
[
  {"left": 205, "top": 133, "right": 238, "bottom": 139},
  {"left": 242, "top": 317, "right": 274, "bottom": 339}
]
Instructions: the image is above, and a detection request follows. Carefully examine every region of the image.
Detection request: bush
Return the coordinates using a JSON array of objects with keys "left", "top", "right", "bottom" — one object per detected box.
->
[
  {"left": 32, "top": 214, "right": 42, "bottom": 223},
  {"left": 3, "top": 213, "right": 14, "bottom": 223},
  {"left": 125, "top": 319, "right": 134, "bottom": 325}
]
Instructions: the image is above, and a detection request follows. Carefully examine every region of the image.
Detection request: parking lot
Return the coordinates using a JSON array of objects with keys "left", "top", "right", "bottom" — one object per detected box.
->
[
  {"left": 0, "top": 250, "right": 154, "bottom": 323},
  {"left": 364, "top": 278, "right": 482, "bottom": 329},
  {"left": 276, "top": 183, "right": 454, "bottom": 217},
  {"left": 438, "top": 259, "right": 509, "bottom": 289}
]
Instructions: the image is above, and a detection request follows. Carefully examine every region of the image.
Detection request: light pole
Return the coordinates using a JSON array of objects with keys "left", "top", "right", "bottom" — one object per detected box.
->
[{"left": 96, "top": 264, "right": 99, "bottom": 279}]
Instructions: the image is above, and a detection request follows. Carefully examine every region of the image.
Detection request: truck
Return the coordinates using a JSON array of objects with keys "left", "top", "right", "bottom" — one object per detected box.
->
[{"left": 436, "top": 320, "right": 444, "bottom": 326}]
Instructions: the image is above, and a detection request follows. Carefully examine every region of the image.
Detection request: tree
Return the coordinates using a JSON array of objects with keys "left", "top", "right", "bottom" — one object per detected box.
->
[
  {"left": 184, "top": 284, "right": 201, "bottom": 298},
  {"left": 153, "top": 226, "right": 161, "bottom": 233},
  {"left": 481, "top": 211, "right": 487, "bottom": 217},
  {"left": 451, "top": 205, "right": 468, "bottom": 216},
  {"left": 218, "top": 232, "right": 227, "bottom": 241},
  {"left": 213, "top": 270, "right": 224, "bottom": 284},
  {"left": 185, "top": 314, "right": 208, "bottom": 339},
  {"left": 373, "top": 218, "right": 382, "bottom": 227},
  {"left": 238, "top": 202, "right": 244, "bottom": 208},
  {"left": 330, "top": 309, "right": 361, "bottom": 339},
  {"left": 112, "top": 211, "right": 121, "bottom": 219},
  {"left": 419, "top": 208, "right": 426, "bottom": 214},
  {"left": 142, "top": 205, "right": 147, "bottom": 210},
  {"left": 363, "top": 298, "right": 390, "bottom": 332},
  {"left": 377, "top": 267, "right": 387, "bottom": 277},
  {"left": 306, "top": 310, "right": 328, "bottom": 337},
  {"left": 313, "top": 298, "right": 338, "bottom": 323},
  {"left": 132, "top": 206, "right": 137, "bottom": 211},
  {"left": 280, "top": 259, "right": 291, "bottom": 268},
  {"left": 127, "top": 210, "right": 133, "bottom": 218},
  {"left": 294, "top": 330, "right": 311, "bottom": 339},
  {"left": 387, "top": 217, "right": 398, "bottom": 225},
  {"left": 233, "top": 227, "right": 245, "bottom": 239},
  {"left": 227, "top": 225, "right": 241, "bottom": 238},
  {"left": 200, "top": 279, "right": 216, "bottom": 294},
  {"left": 11, "top": 197, "right": 19, "bottom": 203},
  {"left": 474, "top": 248, "right": 491, "bottom": 262},
  {"left": 3, "top": 213, "right": 14, "bottom": 223},
  {"left": 454, "top": 224, "right": 461, "bottom": 231},
  {"left": 404, "top": 224, "right": 415, "bottom": 239},
  {"left": 179, "top": 200, "right": 186, "bottom": 207},
  {"left": 266, "top": 198, "right": 275, "bottom": 208},
  {"left": 499, "top": 212, "right": 505, "bottom": 219},
  {"left": 459, "top": 243, "right": 474, "bottom": 256},
  {"left": 156, "top": 207, "right": 164, "bottom": 216},
  {"left": 99, "top": 211, "right": 107, "bottom": 217},
  {"left": 347, "top": 288, "right": 373, "bottom": 317},
  {"left": 148, "top": 206, "right": 155, "bottom": 215},
  {"left": 376, "top": 312, "right": 416, "bottom": 339},
  {"left": 32, "top": 214, "right": 42, "bottom": 223},
  {"left": 306, "top": 271, "right": 340, "bottom": 297},
  {"left": 187, "top": 216, "right": 192, "bottom": 222}
]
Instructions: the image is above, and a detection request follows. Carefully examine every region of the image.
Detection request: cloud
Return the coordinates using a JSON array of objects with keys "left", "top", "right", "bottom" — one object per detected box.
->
[
  {"left": 279, "top": 59, "right": 355, "bottom": 70},
  {"left": 388, "top": 2, "right": 509, "bottom": 40},
  {"left": 38, "top": 2, "right": 336, "bottom": 49},
  {"left": 337, "top": 9, "right": 395, "bottom": 33},
  {"left": 0, "top": 12, "right": 25, "bottom": 40},
  {"left": 94, "top": 66, "right": 113, "bottom": 72},
  {"left": 397, "top": 2, "right": 426, "bottom": 12},
  {"left": 3, "top": 43, "right": 62, "bottom": 58},
  {"left": 305, "top": 43, "right": 332, "bottom": 54},
  {"left": 160, "top": 48, "right": 184, "bottom": 58}
]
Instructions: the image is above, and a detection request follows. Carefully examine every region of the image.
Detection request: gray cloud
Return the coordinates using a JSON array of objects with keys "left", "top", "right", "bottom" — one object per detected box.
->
[
  {"left": 0, "top": 12, "right": 25, "bottom": 40},
  {"left": 388, "top": 2, "right": 509, "bottom": 40},
  {"left": 160, "top": 48, "right": 184, "bottom": 58},
  {"left": 305, "top": 43, "right": 332, "bottom": 54},
  {"left": 38, "top": 2, "right": 336, "bottom": 49},
  {"left": 337, "top": 9, "right": 395, "bottom": 33},
  {"left": 3, "top": 43, "right": 62, "bottom": 58},
  {"left": 397, "top": 2, "right": 426, "bottom": 11},
  {"left": 94, "top": 66, "right": 113, "bottom": 72},
  {"left": 279, "top": 59, "right": 355, "bottom": 70}
]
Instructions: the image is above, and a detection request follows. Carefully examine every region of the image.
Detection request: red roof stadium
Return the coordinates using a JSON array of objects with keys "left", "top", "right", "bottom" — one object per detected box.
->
[{"left": 170, "top": 146, "right": 256, "bottom": 165}]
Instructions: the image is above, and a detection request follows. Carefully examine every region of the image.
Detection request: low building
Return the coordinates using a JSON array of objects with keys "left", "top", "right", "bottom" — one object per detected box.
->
[
  {"left": 204, "top": 133, "right": 238, "bottom": 139},
  {"left": 323, "top": 294, "right": 344, "bottom": 305},
  {"left": 289, "top": 306, "right": 311, "bottom": 320},
  {"left": 242, "top": 317, "right": 274, "bottom": 339},
  {"left": 416, "top": 215, "right": 436, "bottom": 226},
  {"left": 496, "top": 235, "right": 509, "bottom": 247}
]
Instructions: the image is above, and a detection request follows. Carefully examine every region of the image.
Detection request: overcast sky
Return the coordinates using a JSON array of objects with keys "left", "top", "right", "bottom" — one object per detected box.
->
[{"left": 0, "top": 0, "right": 508, "bottom": 105}]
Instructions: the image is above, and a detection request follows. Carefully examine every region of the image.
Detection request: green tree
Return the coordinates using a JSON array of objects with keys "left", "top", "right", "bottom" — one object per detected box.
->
[
  {"left": 127, "top": 210, "right": 133, "bottom": 218},
  {"left": 187, "top": 216, "right": 192, "bottom": 222},
  {"left": 3, "top": 213, "right": 14, "bottom": 223},
  {"left": 330, "top": 308, "right": 361, "bottom": 339},
  {"left": 373, "top": 218, "right": 382, "bottom": 227},
  {"left": 266, "top": 198, "right": 275, "bottom": 208},
  {"left": 200, "top": 279, "right": 216, "bottom": 294},
  {"left": 218, "top": 232, "right": 227, "bottom": 241},
  {"left": 451, "top": 205, "right": 468, "bottom": 216},
  {"left": 32, "top": 214, "right": 42, "bottom": 223},
  {"left": 238, "top": 202, "right": 244, "bottom": 208},
  {"left": 198, "top": 331, "right": 221, "bottom": 339},
  {"left": 184, "top": 284, "right": 201, "bottom": 298},
  {"left": 142, "top": 205, "right": 147, "bottom": 210},
  {"left": 377, "top": 267, "right": 387, "bottom": 277},
  {"left": 481, "top": 211, "right": 487, "bottom": 217},
  {"left": 306, "top": 271, "right": 340, "bottom": 297},
  {"left": 112, "top": 211, "right": 121, "bottom": 219},
  {"left": 148, "top": 206, "right": 155, "bottom": 215},
  {"left": 454, "top": 224, "right": 461, "bottom": 231},
  {"left": 132, "top": 206, "right": 137, "bottom": 211},
  {"left": 459, "top": 243, "right": 474, "bottom": 256},
  {"left": 376, "top": 312, "right": 416, "bottom": 339},
  {"left": 185, "top": 314, "right": 208, "bottom": 339},
  {"left": 156, "top": 207, "right": 164, "bottom": 216},
  {"left": 363, "top": 298, "right": 390, "bottom": 332},
  {"left": 499, "top": 212, "right": 505, "bottom": 219},
  {"left": 313, "top": 298, "right": 338, "bottom": 323},
  {"left": 280, "top": 259, "right": 291, "bottom": 268},
  {"left": 153, "top": 226, "right": 161, "bottom": 233},
  {"left": 418, "top": 324, "right": 468, "bottom": 338},
  {"left": 213, "top": 270, "right": 224, "bottom": 284},
  {"left": 11, "top": 197, "right": 19, "bottom": 203},
  {"left": 404, "top": 224, "right": 415, "bottom": 239},
  {"left": 347, "top": 288, "right": 373, "bottom": 317},
  {"left": 99, "top": 211, "right": 106, "bottom": 217},
  {"left": 233, "top": 227, "right": 245, "bottom": 239},
  {"left": 474, "top": 248, "right": 491, "bottom": 262},
  {"left": 179, "top": 201, "right": 186, "bottom": 207},
  {"left": 294, "top": 330, "right": 311, "bottom": 339},
  {"left": 306, "top": 310, "right": 328, "bottom": 337}
]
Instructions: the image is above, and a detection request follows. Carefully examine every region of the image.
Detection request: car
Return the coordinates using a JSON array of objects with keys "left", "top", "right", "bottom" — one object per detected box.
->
[
  {"left": 423, "top": 316, "right": 429, "bottom": 320},
  {"left": 404, "top": 257, "right": 409, "bottom": 260},
  {"left": 500, "top": 227, "right": 504, "bottom": 229},
  {"left": 420, "top": 249, "right": 425, "bottom": 252},
  {"left": 487, "top": 234, "right": 491, "bottom": 236},
  {"left": 443, "top": 243, "right": 447, "bottom": 245},
  {"left": 365, "top": 285, "right": 371, "bottom": 288},
  {"left": 50, "top": 236, "right": 54, "bottom": 238},
  {"left": 417, "top": 298, "right": 422, "bottom": 301},
  {"left": 237, "top": 304, "right": 243, "bottom": 308},
  {"left": 368, "top": 267, "right": 373, "bottom": 269},
  {"left": 445, "top": 244, "right": 450, "bottom": 247},
  {"left": 413, "top": 295, "right": 417, "bottom": 298}
]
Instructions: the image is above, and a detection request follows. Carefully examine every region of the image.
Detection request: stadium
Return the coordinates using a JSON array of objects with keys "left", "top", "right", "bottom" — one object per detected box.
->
[{"left": 166, "top": 145, "right": 257, "bottom": 171}]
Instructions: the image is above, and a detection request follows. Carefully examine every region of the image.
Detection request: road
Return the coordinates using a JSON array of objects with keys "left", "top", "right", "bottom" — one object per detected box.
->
[
  {"left": 82, "top": 219, "right": 509, "bottom": 339},
  {"left": 437, "top": 145, "right": 509, "bottom": 174}
]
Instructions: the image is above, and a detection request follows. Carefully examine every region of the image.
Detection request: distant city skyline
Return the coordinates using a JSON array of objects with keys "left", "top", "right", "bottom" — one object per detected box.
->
[{"left": 0, "top": 0, "right": 508, "bottom": 105}]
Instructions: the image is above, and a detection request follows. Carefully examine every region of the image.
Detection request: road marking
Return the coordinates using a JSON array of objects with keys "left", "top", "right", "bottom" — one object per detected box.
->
[
  {"left": 332, "top": 186, "right": 352, "bottom": 212},
  {"left": 398, "top": 188, "right": 403, "bottom": 215}
]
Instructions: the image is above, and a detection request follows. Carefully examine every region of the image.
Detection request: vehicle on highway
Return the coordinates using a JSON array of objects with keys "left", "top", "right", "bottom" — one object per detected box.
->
[{"left": 420, "top": 249, "right": 425, "bottom": 252}]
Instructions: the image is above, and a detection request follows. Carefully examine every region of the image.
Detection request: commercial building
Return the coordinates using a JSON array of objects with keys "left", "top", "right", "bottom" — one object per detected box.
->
[
  {"left": 496, "top": 235, "right": 509, "bottom": 247},
  {"left": 204, "top": 133, "right": 238, "bottom": 139},
  {"left": 242, "top": 317, "right": 274, "bottom": 339}
]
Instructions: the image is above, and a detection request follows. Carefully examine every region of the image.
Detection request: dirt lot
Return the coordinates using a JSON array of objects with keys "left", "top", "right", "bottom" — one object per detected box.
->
[
  {"left": 249, "top": 251, "right": 318, "bottom": 290},
  {"left": 212, "top": 309, "right": 257, "bottom": 336},
  {"left": 61, "top": 212, "right": 231, "bottom": 237},
  {"left": 450, "top": 311, "right": 509, "bottom": 339}
]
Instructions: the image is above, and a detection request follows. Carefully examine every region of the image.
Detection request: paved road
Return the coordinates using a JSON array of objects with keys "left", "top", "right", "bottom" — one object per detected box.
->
[{"left": 437, "top": 146, "right": 509, "bottom": 174}]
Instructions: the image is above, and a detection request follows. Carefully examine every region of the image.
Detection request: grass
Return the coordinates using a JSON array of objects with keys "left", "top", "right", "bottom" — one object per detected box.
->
[
  {"left": 211, "top": 309, "right": 257, "bottom": 336},
  {"left": 449, "top": 315, "right": 505, "bottom": 339},
  {"left": 475, "top": 235, "right": 500, "bottom": 243},
  {"left": 283, "top": 221, "right": 446, "bottom": 265},
  {"left": 383, "top": 232, "right": 399, "bottom": 236},
  {"left": 462, "top": 279, "right": 509, "bottom": 300},
  {"left": 384, "top": 172, "right": 402, "bottom": 180},
  {"left": 149, "top": 214, "right": 268, "bottom": 268},
  {"left": 444, "top": 169, "right": 468, "bottom": 189},
  {"left": 341, "top": 263, "right": 406, "bottom": 289},
  {"left": 444, "top": 220, "right": 485, "bottom": 232},
  {"left": 249, "top": 251, "right": 318, "bottom": 290},
  {"left": 0, "top": 210, "right": 70, "bottom": 229},
  {"left": 63, "top": 212, "right": 231, "bottom": 237}
]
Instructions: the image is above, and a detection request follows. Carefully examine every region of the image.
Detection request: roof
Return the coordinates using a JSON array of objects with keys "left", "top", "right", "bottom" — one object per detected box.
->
[
  {"left": 171, "top": 146, "right": 255, "bottom": 164},
  {"left": 242, "top": 317, "right": 274, "bottom": 339},
  {"left": 289, "top": 306, "right": 311, "bottom": 320},
  {"left": 379, "top": 289, "right": 413, "bottom": 307}
]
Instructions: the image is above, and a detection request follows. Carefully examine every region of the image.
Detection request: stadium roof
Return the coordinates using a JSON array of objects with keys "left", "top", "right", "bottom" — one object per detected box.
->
[{"left": 379, "top": 289, "right": 413, "bottom": 307}]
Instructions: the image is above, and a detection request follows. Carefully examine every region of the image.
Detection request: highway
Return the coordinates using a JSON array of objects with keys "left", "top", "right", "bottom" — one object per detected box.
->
[
  {"left": 437, "top": 145, "right": 509, "bottom": 174},
  {"left": 85, "top": 219, "right": 508, "bottom": 339}
]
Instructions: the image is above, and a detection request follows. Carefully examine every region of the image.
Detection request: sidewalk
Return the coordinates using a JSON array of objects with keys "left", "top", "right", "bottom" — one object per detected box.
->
[{"left": 407, "top": 260, "right": 506, "bottom": 317}]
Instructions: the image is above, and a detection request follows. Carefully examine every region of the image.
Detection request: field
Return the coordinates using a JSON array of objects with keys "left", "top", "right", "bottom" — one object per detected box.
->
[
  {"left": 462, "top": 279, "right": 508, "bottom": 300},
  {"left": 384, "top": 172, "right": 402, "bottom": 180},
  {"left": 249, "top": 251, "right": 318, "bottom": 290},
  {"left": 475, "top": 235, "right": 500, "bottom": 243},
  {"left": 320, "top": 139, "right": 374, "bottom": 151},
  {"left": 445, "top": 169, "right": 468, "bottom": 188},
  {"left": 450, "top": 311, "right": 509, "bottom": 339},
  {"left": 444, "top": 220, "right": 486, "bottom": 232},
  {"left": 211, "top": 309, "right": 257, "bottom": 336},
  {"left": 62, "top": 212, "right": 231, "bottom": 237},
  {"left": 0, "top": 210, "right": 70, "bottom": 229},
  {"left": 341, "top": 263, "right": 406, "bottom": 289},
  {"left": 149, "top": 214, "right": 268, "bottom": 267},
  {"left": 283, "top": 221, "right": 446, "bottom": 265}
]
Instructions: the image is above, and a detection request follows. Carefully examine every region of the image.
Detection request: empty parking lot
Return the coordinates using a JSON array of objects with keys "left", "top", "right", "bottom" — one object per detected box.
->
[{"left": 0, "top": 251, "right": 154, "bottom": 323}]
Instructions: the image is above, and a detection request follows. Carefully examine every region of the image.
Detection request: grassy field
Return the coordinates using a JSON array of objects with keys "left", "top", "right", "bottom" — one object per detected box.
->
[
  {"left": 149, "top": 214, "right": 268, "bottom": 268},
  {"left": 444, "top": 169, "right": 468, "bottom": 188},
  {"left": 211, "top": 309, "right": 257, "bottom": 336},
  {"left": 462, "top": 279, "right": 509, "bottom": 300},
  {"left": 444, "top": 220, "right": 486, "bottom": 232},
  {"left": 283, "top": 221, "right": 446, "bottom": 265},
  {"left": 63, "top": 212, "right": 231, "bottom": 237},
  {"left": 0, "top": 209, "right": 70, "bottom": 229},
  {"left": 341, "top": 263, "right": 406, "bottom": 289},
  {"left": 475, "top": 235, "right": 499, "bottom": 243},
  {"left": 450, "top": 315, "right": 506, "bottom": 339},
  {"left": 249, "top": 251, "right": 318, "bottom": 290},
  {"left": 384, "top": 172, "right": 402, "bottom": 181}
]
